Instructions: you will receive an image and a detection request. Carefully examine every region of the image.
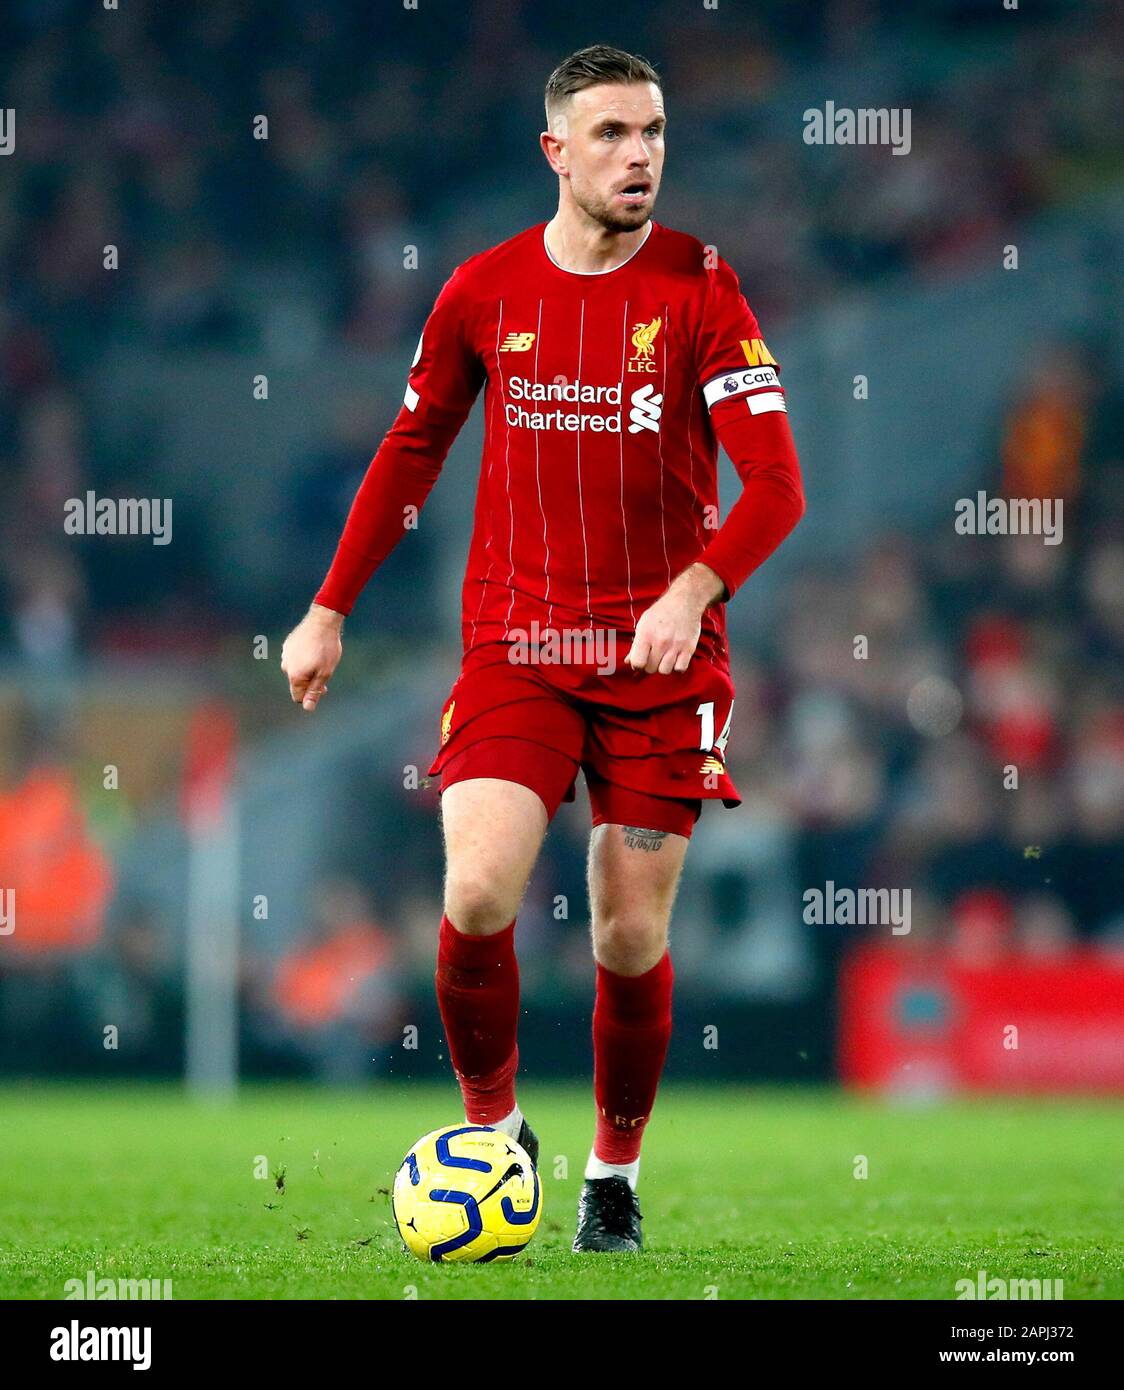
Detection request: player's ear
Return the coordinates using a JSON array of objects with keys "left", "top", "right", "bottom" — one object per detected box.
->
[{"left": 539, "top": 129, "right": 567, "bottom": 177}]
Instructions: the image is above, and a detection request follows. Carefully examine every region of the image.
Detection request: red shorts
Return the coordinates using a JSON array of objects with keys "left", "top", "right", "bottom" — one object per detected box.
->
[{"left": 426, "top": 636, "right": 741, "bottom": 839}]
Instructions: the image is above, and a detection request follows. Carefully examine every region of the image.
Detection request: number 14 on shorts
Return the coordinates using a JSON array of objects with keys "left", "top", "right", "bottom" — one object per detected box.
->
[{"left": 696, "top": 700, "right": 733, "bottom": 756}]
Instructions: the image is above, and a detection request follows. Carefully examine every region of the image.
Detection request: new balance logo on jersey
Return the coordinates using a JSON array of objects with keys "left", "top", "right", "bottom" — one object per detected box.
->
[
  {"left": 499, "top": 332, "right": 536, "bottom": 352},
  {"left": 628, "top": 384, "right": 663, "bottom": 434}
]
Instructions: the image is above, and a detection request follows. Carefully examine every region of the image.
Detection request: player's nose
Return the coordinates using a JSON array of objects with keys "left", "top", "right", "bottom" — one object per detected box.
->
[{"left": 624, "top": 135, "right": 651, "bottom": 165}]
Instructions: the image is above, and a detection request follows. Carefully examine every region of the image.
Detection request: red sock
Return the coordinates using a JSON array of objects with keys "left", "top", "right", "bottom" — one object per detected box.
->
[
  {"left": 592, "top": 951, "right": 674, "bottom": 1164},
  {"left": 435, "top": 913, "right": 520, "bottom": 1125}
]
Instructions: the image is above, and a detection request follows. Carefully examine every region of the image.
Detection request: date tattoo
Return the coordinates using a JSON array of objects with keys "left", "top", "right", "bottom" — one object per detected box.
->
[{"left": 621, "top": 825, "right": 667, "bottom": 852}]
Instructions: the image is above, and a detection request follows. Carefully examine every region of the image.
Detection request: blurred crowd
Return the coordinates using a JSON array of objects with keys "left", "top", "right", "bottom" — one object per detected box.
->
[
  {"left": 0, "top": 0, "right": 1120, "bottom": 1078},
  {"left": 768, "top": 339, "right": 1122, "bottom": 949},
  {"left": 2, "top": 0, "right": 1122, "bottom": 658}
]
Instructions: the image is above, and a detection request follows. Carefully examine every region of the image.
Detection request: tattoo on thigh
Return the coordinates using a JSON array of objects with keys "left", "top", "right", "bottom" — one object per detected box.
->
[{"left": 621, "top": 825, "right": 666, "bottom": 852}]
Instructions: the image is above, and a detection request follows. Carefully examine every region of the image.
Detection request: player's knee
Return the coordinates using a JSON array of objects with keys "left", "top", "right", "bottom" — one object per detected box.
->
[
  {"left": 592, "top": 911, "right": 668, "bottom": 974},
  {"left": 590, "top": 878, "right": 677, "bottom": 938},
  {"left": 444, "top": 877, "right": 517, "bottom": 937}
]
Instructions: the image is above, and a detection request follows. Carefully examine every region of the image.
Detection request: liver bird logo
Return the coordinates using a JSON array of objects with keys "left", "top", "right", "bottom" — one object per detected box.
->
[{"left": 628, "top": 316, "right": 662, "bottom": 371}]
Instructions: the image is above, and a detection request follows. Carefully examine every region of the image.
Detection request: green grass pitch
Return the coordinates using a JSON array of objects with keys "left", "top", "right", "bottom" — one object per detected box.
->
[{"left": 1, "top": 1083, "right": 1119, "bottom": 1300}]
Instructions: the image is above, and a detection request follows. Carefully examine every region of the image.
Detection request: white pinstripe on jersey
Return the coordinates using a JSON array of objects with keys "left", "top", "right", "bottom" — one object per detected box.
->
[
  {"left": 575, "top": 299, "right": 592, "bottom": 623},
  {"left": 658, "top": 300, "right": 671, "bottom": 589},
  {"left": 500, "top": 303, "right": 517, "bottom": 631},
  {"left": 531, "top": 297, "right": 552, "bottom": 627},
  {"left": 618, "top": 300, "right": 637, "bottom": 627}
]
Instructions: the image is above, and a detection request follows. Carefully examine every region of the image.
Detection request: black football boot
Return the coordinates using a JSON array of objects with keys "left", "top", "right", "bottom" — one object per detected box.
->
[
  {"left": 572, "top": 1176, "right": 643, "bottom": 1252},
  {"left": 514, "top": 1118, "right": 539, "bottom": 1169}
]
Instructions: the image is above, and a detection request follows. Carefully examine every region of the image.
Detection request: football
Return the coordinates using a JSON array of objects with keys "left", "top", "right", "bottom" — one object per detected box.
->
[{"left": 392, "top": 1124, "right": 542, "bottom": 1263}]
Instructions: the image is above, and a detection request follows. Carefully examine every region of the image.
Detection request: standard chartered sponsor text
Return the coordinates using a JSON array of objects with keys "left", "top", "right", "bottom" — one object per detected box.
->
[{"left": 507, "top": 375, "right": 621, "bottom": 432}]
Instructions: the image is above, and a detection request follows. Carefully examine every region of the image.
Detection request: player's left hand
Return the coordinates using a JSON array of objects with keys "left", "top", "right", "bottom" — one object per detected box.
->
[{"left": 626, "top": 562, "right": 726, "bottom": 674}]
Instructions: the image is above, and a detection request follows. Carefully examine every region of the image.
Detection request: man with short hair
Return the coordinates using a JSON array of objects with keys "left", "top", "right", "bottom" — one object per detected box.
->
[{"left": 282, "top": 43, "right": 805, "bottom": 1252}]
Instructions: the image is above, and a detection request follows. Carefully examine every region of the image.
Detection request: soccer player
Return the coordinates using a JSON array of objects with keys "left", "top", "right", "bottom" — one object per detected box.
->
[{"left": 281, "top": 44, "right": 805, "bottom": 1253}]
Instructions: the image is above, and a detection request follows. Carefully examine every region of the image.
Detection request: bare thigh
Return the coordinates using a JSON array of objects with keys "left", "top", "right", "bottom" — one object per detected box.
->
[
  {"left": 586, "top": 822, "right": 690, "bottom": 975},
  {"left": 440, "top": 778, "right": 550, "bottom": 936}
]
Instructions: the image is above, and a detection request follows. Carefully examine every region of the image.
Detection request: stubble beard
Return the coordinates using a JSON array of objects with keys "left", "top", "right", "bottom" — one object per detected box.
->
[{"left": 573, "top": 179, "right": 656, "bottom": 235}]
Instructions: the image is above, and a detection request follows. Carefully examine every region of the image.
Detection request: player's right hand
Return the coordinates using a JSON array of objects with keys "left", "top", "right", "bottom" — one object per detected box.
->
[{"left": 281, "top": 605, "right": 344, "bottom": 712}]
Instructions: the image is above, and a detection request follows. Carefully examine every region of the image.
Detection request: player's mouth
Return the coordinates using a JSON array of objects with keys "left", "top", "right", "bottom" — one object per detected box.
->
[{"left": 615, "top": 180, "right": 652, "bottom": 204}]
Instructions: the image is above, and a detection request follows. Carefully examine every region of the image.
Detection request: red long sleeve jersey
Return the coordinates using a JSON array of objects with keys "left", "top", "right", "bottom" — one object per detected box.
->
[{"left": 314, "top": 220, "right": 805, "bottom": 672}]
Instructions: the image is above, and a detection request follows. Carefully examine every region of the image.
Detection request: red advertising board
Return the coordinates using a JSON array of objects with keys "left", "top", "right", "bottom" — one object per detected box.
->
[{"left": 839, "top": 945, "right": 1124, "bottom": 1095}]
